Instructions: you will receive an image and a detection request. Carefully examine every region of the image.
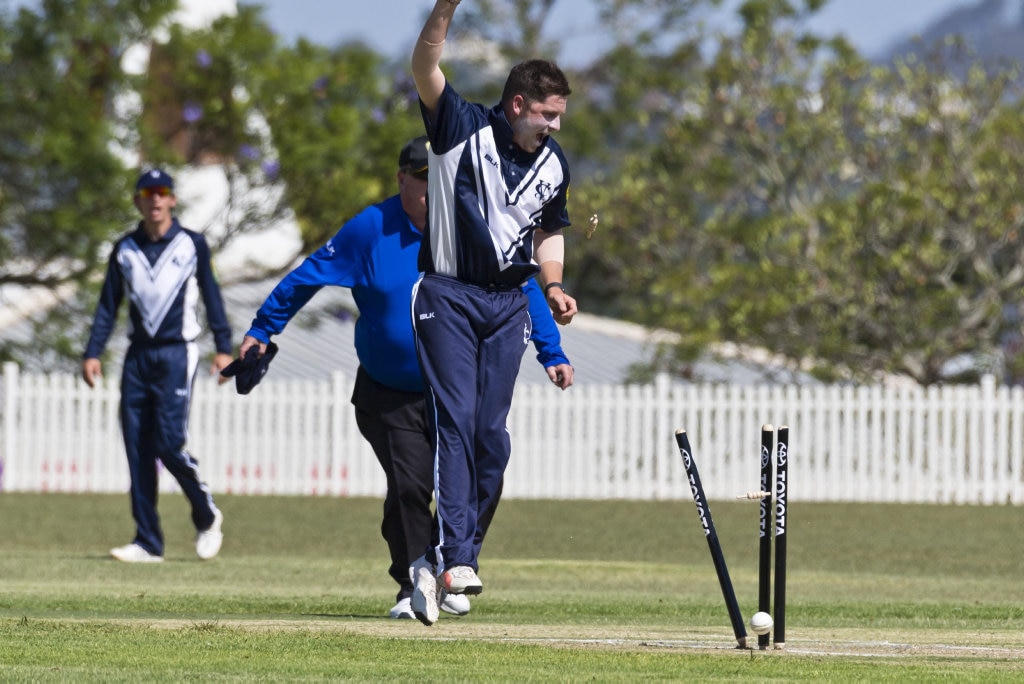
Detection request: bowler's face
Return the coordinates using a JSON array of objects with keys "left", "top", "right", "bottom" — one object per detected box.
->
[{"left": 510, "top": 94, "right": 566, "bottom": 153}]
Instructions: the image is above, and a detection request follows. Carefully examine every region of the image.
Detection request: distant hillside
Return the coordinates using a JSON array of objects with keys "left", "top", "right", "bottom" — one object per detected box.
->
[{"left": 883, "top": 0, "right": 1024, "bottom": 66}]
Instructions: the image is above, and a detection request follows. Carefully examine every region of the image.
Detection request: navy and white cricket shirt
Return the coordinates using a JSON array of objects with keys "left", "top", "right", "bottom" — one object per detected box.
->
[
  {"left": 418, "top": 82, "right": 571, "bottom": 290},
  {"left": 84, "top": 219, "right": 233, "bottom": 359}
]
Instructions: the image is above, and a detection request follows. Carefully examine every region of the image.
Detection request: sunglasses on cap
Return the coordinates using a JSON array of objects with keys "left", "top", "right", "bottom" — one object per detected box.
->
[
  {"left": 402, "top": 164, "right": 428, "bottom": 181},
  {"left": 138, "top": 186, "right": 172, "bottom": 198}
]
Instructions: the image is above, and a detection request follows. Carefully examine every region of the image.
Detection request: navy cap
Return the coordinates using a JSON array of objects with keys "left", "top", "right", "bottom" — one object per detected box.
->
[
  {"left": 135, "top": 168, "right": 175, "bottom": 192},
  {"left": 220, "top": 342, "right": 279, "bottom": 395},
  {"left": 398, "top": 136, "right": 429, "bottom": 179}
]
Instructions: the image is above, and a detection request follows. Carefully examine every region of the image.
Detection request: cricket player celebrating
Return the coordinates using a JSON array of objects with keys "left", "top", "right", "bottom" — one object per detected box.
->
[{"left": 409, "top": 0, "right": 579, "bottom": 626}]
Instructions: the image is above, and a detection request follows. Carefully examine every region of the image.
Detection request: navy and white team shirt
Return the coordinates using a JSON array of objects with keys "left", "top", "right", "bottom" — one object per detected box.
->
[
  {"left": 245, "top": 195, "right": 569, "bottom": 393},
  {"left": 418, "top": 82, "right": 571, "bottom": 290},
  {"left": 84, "top": 219, "right": 233, "bottom": 359}
]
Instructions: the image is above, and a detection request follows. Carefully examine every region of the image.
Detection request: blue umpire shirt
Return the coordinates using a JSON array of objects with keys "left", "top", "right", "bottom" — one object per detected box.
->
[{"left": 245, "top": 194, "right": 569, "bottom": 393}]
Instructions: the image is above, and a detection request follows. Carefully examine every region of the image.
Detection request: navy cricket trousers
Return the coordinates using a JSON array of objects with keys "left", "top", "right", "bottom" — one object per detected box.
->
[
  {"left": 120, "top": 343, "right": 217, "bottom": 556},
  {"left": 352, "top": 365, "right": 506, "bottom": 599},
  {"left": 412, "top": 274, "right": 530, "bottom": 572}
]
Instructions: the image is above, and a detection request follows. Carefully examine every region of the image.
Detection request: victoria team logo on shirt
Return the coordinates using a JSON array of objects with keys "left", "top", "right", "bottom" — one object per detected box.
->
[{"left": 534, "top": 180, "right": 554, "bottom": 203}]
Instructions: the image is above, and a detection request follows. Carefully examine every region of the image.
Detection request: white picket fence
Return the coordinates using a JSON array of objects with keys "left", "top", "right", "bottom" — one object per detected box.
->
[{"left": 2, "top": 361, "right": 1023, "bottom": 504}]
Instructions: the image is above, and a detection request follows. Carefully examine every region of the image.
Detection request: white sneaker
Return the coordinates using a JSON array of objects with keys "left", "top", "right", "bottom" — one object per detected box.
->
[
  {"left": 410, "top": 555, "right": 440, "bottom": 626},
  {"left": 441, "top": 565, "right": 483, "bottom": 595},
  {"left": 440, "top": 590, "right": 471, "bottom": 616},
  {"left": 390, "top": 597, "right": 414, "bottom": 619},
  {"left": 110, "top": 543, "right": 163, "bottom": 563},
  {"left": 195, "top": 509, "right": 223, "bottom": 560}
]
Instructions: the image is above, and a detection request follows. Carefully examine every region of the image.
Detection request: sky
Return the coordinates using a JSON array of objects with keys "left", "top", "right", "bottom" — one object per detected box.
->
[
  {"left": 246, "top": 0, "right": 981, "bottom": 66},
  {"left": 4, "top": 0, "right": 983, "bottom": 63}
]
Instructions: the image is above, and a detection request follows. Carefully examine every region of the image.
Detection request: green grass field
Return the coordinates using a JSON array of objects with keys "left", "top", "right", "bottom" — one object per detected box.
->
[{"left": 2, "top": 492, "right": 1023, "bottom": 681}]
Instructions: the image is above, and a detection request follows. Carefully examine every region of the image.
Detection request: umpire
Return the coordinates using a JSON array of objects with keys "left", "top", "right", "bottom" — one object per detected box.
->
[{"left": 82, "top": 168, "right": 233, "bottom": 563}]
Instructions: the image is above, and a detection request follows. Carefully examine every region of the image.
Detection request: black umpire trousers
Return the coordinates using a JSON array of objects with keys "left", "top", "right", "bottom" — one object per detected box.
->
[{"left": 352, "top": 365, "right": 502, "bottom": 600}]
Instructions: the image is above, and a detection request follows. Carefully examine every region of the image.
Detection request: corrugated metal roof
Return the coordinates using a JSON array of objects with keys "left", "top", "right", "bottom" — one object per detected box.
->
[
  {"left": 4, "top": 279, "right": 813, "bottom": 387},
  {"left": 222, "top": 278, "right": 655, "bottom": 386}
]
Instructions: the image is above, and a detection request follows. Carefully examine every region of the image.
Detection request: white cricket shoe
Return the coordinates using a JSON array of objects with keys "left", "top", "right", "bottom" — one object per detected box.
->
[
  {"left": 389, "top": 597, "right": 414, "bottom": 619},
  {"left": 110, "top": 543, "right": 163, "bottom": 563},
  {"left": 195, "top": 509, "right": 224, "bottom": 560},
  {"left": 441, "top": 565, "right": 483, "bottom": 595},
  {"left": 410, "top": 555, "right": 440, "bottom": 626},
  {"left": 440, "top": 590, "right": 471, "bottom": 616}
]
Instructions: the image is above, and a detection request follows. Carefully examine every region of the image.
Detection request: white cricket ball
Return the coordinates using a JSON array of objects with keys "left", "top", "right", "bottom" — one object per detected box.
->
[{"left": 749, "top": 611, "right": 773, "bottom": 635}]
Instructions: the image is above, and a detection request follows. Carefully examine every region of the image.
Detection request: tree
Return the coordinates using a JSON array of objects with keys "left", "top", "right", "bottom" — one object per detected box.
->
[
  {"left": 0, "top": 2, "right": 427, "bottom": 370},
  {"left": 569, "top": 0, "right": 1024, "bottom": 384},
  {"left": 0, "top": 0, "right": 177, "bottom": 366},
  {"left": 133, "top": 5, "right": 290, "bottom": 258},
  {"left": 0, "top": 0, "right": 176, "bottom": 289},
  {"left": 820, "top": 47, "right": 1024, "bottom": 384},
  {"left": 249, "top": 39, "right": 425, "bottom": 252},
  {"left": 133, "top": 6, "right": 425, "bottom": 259},
  {"left": 8, "top": 0, "right": 1024, "bottom": 386}
]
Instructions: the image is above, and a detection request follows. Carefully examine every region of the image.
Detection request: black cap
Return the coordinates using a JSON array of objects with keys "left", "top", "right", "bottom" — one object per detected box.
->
[
  {"left": 220, "top": 342, "right": 279, "bottom": 395},
  {"left": 135, "top": 168, "right": 175, "bottom": 192},
  {"left": 399, "top": 136, "right": 429, "bottom": 180}
]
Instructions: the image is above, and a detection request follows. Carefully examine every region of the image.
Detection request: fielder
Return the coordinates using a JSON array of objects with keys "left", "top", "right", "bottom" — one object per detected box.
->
[{"left": 83, "top": 168, "right": 232, "bottom": 563}]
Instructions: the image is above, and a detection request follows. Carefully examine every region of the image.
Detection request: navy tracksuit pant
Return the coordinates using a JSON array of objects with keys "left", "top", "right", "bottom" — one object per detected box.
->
[
  {"left": 412, "top": 273, "right": 530, "bottom": 573},
  {"left": 352, "top": 365, "right": 504, "bottom": 600},
  {"left": 120, "top": 343, "right": 217, "bottom": 556}
]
